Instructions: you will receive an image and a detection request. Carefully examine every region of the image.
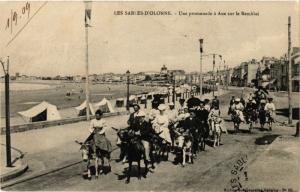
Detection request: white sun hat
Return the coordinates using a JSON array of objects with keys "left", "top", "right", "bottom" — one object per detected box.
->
[
  {"left": 137, "top": 111, "right": 146, "bottom": 117},
  {"left": 169, "top": 102, "right": 175, "bottom": 106},
  {"left": 158, "top": 104, "right": 167, "bottom": 111}
]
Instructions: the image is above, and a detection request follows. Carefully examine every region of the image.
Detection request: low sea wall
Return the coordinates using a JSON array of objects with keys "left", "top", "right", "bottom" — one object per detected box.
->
[{"left": 0, "top": 111, "right": 129, "bottom": 135}]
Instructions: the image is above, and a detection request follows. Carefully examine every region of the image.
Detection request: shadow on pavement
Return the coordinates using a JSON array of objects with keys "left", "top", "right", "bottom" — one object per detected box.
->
[
  {"left": 227, "top": 129, "right": 251, "bottom": 134},
  {"left": 115, "top": 165, "right": 148, "bottom": 181},
  {"left": 276, "top": 107, "right": 299, "bottom": 120},
  {"left": 255, "top": 134, "right": 280, "bottom": 145}
]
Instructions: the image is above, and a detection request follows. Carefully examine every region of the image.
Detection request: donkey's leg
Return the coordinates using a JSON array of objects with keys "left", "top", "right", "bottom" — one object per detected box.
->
[
  {"left": 126, "top": 161, "right": 132, "bottom": 184},
  {"left": 144, "top": 158, "right": 148, "bottom": 177},
  {"left": 149, "top": 148, "right": 155, "bottom": 169},
  {"left": 107, "top": 153, "right": 111, "bottom": 172},
  {"left": 87, "top": 161, "right": 91, "bottom": 180},
  {"left": 165, "top": 145, "right": 169, "bottom": 161},
  {"left": 137, "top": 160, "right": 141, "bottom": 180},
  {"left": 100, "top": 156, "right": 105, "bottom": 174},
  {"left": 202, "top": 137, "right": 206, "bottom": 151},
  {"left": 122, "top": 155, "right": 127, "bottom": 164},
  {"left": 95, "top": 157, "right": 99, "bottom": 179},
  {"left": 182, "top": 148, "right": 186, "bottom": 167},
  {"left": 213, "top": 134, "right": 217, "bottom": 148}
]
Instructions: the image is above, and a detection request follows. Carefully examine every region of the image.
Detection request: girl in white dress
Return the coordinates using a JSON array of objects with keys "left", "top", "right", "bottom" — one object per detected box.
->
[{"left": 153, "top": 104, "right": 172, "bottom": 144}]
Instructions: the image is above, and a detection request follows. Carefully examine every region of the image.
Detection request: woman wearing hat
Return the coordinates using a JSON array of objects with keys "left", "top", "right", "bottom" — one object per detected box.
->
[
  {"left": 231, "top": 98, "right": 245, "bottom": 122},
  {"left": 149, "top": 101, "right": 160, "bottom": 122},
  {"left": 153, "top": 104, "right": 172, "bottom": 144}
]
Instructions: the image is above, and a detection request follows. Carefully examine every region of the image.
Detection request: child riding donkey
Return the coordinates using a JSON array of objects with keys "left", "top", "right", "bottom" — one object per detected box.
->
[{"left": 78, "top": 109, "right": 112, "bottom": 180}]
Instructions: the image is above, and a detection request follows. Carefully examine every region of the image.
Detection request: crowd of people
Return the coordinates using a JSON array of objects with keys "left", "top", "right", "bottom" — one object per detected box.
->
[{"left": 80, "top": 88, "right": 277, "bottom": 181}]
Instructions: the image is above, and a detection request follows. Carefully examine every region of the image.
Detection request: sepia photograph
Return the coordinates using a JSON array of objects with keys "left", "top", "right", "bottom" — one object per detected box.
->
[{"left": 0, "top": 1, "right": 299, "bottom": 191}]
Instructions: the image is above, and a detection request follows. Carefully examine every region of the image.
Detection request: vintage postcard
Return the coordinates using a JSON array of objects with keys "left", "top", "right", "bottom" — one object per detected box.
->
[{"left": 0, "top": 1, "right": 299, "bottom": 191}]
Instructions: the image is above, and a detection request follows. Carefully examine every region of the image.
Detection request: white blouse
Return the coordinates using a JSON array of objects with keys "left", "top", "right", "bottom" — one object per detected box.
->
[
  {"left": 89, "top": 119, "right": 107, "bottom": 134},
  {"left": 153, "top": 114, "right": 169, "bottom": 133}
]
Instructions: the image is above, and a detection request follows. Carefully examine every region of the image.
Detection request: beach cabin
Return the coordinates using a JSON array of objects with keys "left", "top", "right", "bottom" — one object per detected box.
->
[{"left": 115, "top": 98, "right": 125, "bottom": 108}]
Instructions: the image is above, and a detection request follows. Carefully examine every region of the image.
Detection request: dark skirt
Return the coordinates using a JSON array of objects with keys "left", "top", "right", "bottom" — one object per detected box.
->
[{"left": 93, "top": 134, "right": 113, "bottom": 153}]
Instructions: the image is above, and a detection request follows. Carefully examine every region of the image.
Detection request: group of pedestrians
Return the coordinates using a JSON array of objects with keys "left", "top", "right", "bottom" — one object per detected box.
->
[
  {"left": 228, "top": 88, "right": 276, "bottom": 131},
  {"left": 82, "top": 88, "right": 277, "bottom": 179}
]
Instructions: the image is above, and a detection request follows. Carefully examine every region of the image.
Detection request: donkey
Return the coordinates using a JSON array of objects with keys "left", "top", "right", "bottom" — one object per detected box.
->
[
  {"left": 112, "top": 127, "right": 148, "bottom": 184},
  {"left": 211, "top": 118, "right": 222, "bottom": 147},
  {"left": 75, "top": 140, "right": 98, "bottom": 180}
]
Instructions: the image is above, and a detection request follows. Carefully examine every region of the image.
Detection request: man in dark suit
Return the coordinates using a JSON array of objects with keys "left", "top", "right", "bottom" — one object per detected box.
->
[
  {"left": 211, "top": 96, "right": 220, "bottom": 110},
  {"left": 183, "top": 110, "right": 200, "bottom": 155},
  {"left": 127, "top": 104, "right": 140, "bottom": 130},
  {"left": 186, "top": 92, "right": 201, "bottom": 110},
  {"left": 195, "top": 102, "right": 210, "bottom": 150}
]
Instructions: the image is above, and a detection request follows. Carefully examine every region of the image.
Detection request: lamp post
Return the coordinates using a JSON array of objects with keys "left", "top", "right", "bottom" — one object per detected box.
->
[
  {"left": 199, "top": 39, "right": 204, "bottom": 99},
  {"left": 172, "top": 72, "right": 175, "bottom": 104},
  {"left": 1, "top": 56, "right": 12, "bottom": 167},
  {"left": 287, "top": 16, "right": 292, "bottom": 124},
  {"left": 126, "top": 70, "right": 130, "bottom": 111},
  {"left": 202, "top": 53, "right": 222, "bottom": 96}
]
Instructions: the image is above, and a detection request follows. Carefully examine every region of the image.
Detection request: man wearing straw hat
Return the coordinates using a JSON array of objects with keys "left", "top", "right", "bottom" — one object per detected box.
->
[
  {"left": 136, "top": 110, "right": 155, "bottom": 164},
  {"left": 127, "top": 104, "right": 141, "bottom": 130}
]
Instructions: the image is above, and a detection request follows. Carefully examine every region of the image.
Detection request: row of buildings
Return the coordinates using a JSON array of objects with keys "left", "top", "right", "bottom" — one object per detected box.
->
[
  {"left": 6, "top": 47, "right": 299, "bottom": 91},
  {"left": 227, "top": 47, "right": 300, "bottom": 91}
]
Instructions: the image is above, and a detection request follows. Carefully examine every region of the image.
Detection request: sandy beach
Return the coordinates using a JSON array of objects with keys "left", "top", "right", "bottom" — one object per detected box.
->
[{"left": 0, "top": 80, "right": 156, "bottom": 118}]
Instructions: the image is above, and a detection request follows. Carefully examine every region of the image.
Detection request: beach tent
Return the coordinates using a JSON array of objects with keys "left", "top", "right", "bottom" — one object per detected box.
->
[
  {"left": 129, "top": 95, "right": 137, "bottom": 101},
  {"left": 115, "top": 98, "right": 125, "bottom": 108},
  {"left": 18, "top": 101, "right": 61, "bottom": 122},
  {"left": 94, "top": 98, "right": 115, "bottom": 113},
  {"left": 75, "top": 100, "right": 95, "bottom": 116},
  {"left": 128, "top": 95, "right": 138, "bottom": 107},
  {"left": 137, "top": 94, "right": 143, "bottom": 100}
]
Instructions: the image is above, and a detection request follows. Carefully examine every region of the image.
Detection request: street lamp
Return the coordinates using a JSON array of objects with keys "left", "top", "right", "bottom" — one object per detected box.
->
[
  {"left": 199, "top": 39, "right": 203, "bottom": 98},
  {"left": 172, "top": 72, "right": 176, "bottom": 104},
  {"left": 201, "top": 53, "right": 222, "bottom": 96},
  {"left": 126, "top": 70, "right": 130, "bottom": 111},
  {"left": 1, "top": 56, "right": 12, "bottom": 167}
]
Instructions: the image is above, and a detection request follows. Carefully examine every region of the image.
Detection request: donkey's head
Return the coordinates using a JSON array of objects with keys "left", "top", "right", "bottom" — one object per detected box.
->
[{"left": 80, "top": 142, "right": 93, "bottom": 161}]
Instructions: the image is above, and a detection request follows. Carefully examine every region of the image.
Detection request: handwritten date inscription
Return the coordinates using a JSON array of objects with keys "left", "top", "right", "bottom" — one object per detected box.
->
[{"left": 5, "top": 2, "right": 31, "bottom": 34}]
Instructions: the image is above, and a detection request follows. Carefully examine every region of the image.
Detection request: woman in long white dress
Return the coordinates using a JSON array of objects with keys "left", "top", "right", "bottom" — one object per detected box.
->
[{"left": 153, "top": 104, "right": 172, "bottom": 144}]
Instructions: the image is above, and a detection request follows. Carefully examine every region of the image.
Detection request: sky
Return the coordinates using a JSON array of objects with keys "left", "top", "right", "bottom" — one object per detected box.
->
[{"left": 0, "top": 1, "right": 299, "bottom": 76}]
